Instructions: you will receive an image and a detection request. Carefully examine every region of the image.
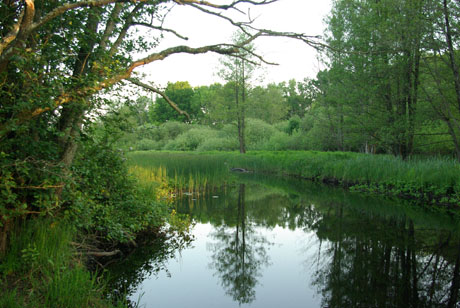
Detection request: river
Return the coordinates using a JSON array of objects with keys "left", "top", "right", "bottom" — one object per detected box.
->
[{"left": 109, "top": 173, "right": 460, "bottom": 308}]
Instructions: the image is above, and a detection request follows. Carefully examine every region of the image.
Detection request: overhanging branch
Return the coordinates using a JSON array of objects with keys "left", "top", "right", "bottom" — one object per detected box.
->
[
  {"left": 127, "top": 78, "right": 192, "bottom": 122},
  {"left": 132, "top": 22, "right": 189, "bottom": 40}
]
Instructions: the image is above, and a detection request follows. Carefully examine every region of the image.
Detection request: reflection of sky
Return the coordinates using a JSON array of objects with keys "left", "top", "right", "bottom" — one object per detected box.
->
[{"left": 131, "top": 223, "right": 322, "bottom": 308}]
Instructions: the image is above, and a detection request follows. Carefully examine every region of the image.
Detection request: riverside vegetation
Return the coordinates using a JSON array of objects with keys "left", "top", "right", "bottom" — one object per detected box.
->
[
  {"left": 129, "top": 151, "right": 460, "bottom": 210},
  {"left": 2, "top": 0, "right": 460, "bottom": 307}
]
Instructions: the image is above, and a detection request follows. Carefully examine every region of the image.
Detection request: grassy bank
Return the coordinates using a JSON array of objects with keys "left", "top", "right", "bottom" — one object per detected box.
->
[
  {"left": 129, "top": 150, "right": 460, "bottom": 208},
  {"left": 0, "top": 218, "right": 128, "bottom": 308}
]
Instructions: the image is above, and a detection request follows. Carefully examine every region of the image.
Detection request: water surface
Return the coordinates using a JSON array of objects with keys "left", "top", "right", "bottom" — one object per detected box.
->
[{"left": 110, "top": 174, "right": 460, "bottom": 308}]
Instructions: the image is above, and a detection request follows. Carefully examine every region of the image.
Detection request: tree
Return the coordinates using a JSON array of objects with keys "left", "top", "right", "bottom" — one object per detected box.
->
[
  {"left": 280, "top": 79, "right": 316, "bottom": 118},
  {"left": 218, "top": 31, "right": 258, "bottom": 153},
  {"left": 420, "top": 0, "right": 460, "bottom": 161},
  {"left": 247, "top": 83, "right": 288, "bottom": 124},
  {"left": 0, "top": 0, "right": 323, "bottom": 250},
  {"left": 318, "top": 0, "right": 432, "bottom": 157},
  {"left": 149, "top": 81, "right": 199, "bottom": 123}
]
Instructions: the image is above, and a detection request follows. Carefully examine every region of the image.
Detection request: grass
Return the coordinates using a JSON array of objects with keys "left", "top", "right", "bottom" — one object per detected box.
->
[
  {"left": 0, "top": 218, "right": 125, "bottom": 308},
  {"left": 129, "top": 151, "right": 232, "bottom": 196},
  {"left": 128, "top": 150, "right": 460, "bottom": 208}
]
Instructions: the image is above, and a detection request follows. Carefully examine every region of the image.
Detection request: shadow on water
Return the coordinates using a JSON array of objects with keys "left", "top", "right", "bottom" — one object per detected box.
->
[
  {"left": 110, "top": 172, "right": 460, "bottom": 307},
  {"left": 106, "top": 234, "right": 193, "bottom": 307}
]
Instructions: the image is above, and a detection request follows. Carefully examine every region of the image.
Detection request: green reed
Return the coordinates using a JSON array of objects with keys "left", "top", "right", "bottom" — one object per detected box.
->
[{"left": 128, "top": 150, "right": 460, "bottom": 207}]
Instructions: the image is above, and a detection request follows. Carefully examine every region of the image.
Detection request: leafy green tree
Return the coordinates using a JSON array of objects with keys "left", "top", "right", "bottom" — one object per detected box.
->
[
  {"left": 149, "top": 81, "right": 200, "bottom": 123},
  {"left": 218, "top": 31, "right": 258, "bottom": 154},
  {"left": 317, "top": 0, "right": 435, "bottom": 156},
  {"left": 0, "top": 0, "right": 320, "bottom": 250},
  {"left": 280, "top": 79, "right": 317, "bottom": 118},
  {"left": 247, "top": 84, "right": 288, "bottom": 124}
]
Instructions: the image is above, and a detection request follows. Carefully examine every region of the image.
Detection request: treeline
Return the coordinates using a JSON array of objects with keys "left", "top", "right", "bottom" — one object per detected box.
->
[
  {"left": 110, "top": 0, "right": 460, "bottom": 159},
  {"left": 107, "top": 80, "right": 315, "bottom": 152}
]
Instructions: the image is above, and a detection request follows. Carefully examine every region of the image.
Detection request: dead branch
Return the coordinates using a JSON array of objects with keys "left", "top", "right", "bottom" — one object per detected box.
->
[
  {"left": 84, "top": 249, "right": 121, "bottom": 257},
  {"left": 127, "top": 78, "right": 192, "bottom": 122}
]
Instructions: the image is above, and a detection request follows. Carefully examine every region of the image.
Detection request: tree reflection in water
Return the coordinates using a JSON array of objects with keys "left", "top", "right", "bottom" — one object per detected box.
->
[
  {"left": 302, "top": 201, "right": 460, "bottom": 308},
  {"left": 208, "top": 184, "right": 271, "bottom": 305},
  {"left": 107, "top": 173, "right": 460, "bottom": 307}
]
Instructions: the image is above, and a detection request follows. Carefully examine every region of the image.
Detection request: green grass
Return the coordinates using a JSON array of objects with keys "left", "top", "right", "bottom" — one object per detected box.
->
[
  {"left": 0, "top": 218, "right": 123, "bottom": 308},
  {"left": 128, "top": 150, "right": 460, "bottom": 208}
]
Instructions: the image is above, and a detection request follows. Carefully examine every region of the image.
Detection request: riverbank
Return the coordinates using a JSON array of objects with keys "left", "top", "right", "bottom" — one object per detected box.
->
[
  {"left": 0, "top": 218, "right": 123, "bottom": 308},
  {"left": 129, "top": 150, "right": 460, "bottom": 210}
]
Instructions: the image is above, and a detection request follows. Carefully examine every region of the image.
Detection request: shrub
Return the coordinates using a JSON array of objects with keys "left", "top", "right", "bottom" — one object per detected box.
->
[
  {"left": 160, "top": 121, "right": 190, "bottom": 139},
  {"left": 136, "top": 138, "right": 165, "bottom": 151},
  {"left": 68, "top": 138, "right": 166, "bottom": 243},
  {"left": 197, "top": 137, "right": 239, "bottom": 151},
  {"left": 245, "top": 118, "right": 278, "bottom": 150},
  {"left": 163, "top": 127, "right": 220, "bottom": 151}
]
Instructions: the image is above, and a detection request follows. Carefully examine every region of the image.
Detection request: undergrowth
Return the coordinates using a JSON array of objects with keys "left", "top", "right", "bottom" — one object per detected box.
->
[{"left": 0, "top": 218, "right": 128, "bottom": 308}]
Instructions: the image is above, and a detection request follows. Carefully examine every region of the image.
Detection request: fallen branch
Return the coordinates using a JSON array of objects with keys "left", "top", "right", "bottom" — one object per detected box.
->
[{"left": 85, "top": 249, "right": 121, "bottom": 257}]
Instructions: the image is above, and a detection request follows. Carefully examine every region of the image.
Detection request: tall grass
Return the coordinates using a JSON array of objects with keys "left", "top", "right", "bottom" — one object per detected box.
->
[
  {"left": 0, "top": 218, "right": 121, "bottom": 308},
  {"left": 128, "top": 151, "right": 232, "bottom": 196},
  {"left": 128, "top": 151, "right": 460, "bottom": 207}
]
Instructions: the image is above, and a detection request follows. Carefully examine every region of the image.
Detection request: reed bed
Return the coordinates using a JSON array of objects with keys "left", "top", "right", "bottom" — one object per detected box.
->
[
  {"left": 128, "top": 152, "right": 231, "bottom": 197},
  {"left": 128, "top": 151, "right": 460, "bottom": 207}
]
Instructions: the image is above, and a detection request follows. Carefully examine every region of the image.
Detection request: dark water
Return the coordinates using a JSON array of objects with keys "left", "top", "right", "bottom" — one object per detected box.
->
[{"left": 109, "top": 174, "right": 460, "bottom": 308}]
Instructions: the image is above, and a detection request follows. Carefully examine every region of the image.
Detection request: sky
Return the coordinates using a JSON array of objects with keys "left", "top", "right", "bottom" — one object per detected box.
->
[{"left": 137, "top": 0, "right": 333, "bottom": 88}]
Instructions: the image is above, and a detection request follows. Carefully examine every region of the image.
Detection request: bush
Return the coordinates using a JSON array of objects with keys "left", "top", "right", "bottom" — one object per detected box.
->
[
  {"left": 197, "top": 137, "right": 239, "bottom": 151},
  {"left": 68, "top": 138, "right": 166, "bottom": 243},
  {"left": 163, "top": 127, "right": 220, "bottom": 151},
  {"left": 245, "top": 118, "right": 278, "bottom": 150},
  {"left": 261, "top": 131, "right": 310, "bottom": 151},
  {"left": 160, "top": 121, "right": 190, "bottom": 139},
  {"left": 136, "top": 138, "right": 165, "bottom": 151}
]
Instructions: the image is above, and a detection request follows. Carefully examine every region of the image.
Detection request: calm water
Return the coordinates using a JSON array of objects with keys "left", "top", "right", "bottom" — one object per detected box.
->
[{"left": 109, "top": 174, "right": 460, "bottom": 308}]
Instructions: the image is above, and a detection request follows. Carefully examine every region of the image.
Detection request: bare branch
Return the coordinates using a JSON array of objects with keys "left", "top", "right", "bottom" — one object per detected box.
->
[
  {"left": 132, "top": 22, "right": 189, "bottom": 40},
  {"left": 175, "top": 0, "right": 278, "bottom": 10},
  {"left": 127, "top": 78, "right": 192, "bottom": 121},
  {"left": 187, "top": 3, "right": 250, "bottom": 30},
  {"left": 255, "top": 28, "right": 326, "bottom": 50}
]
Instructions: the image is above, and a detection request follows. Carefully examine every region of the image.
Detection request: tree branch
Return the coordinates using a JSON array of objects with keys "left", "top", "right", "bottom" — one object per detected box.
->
[
  {"left": 127, "top": 78, "right": 192, "bottom": 121},
  {"left": 0, "top": 43, "right": 240, "bottom": 135},
  {"left": 109, "top": 4, "right": 143, "bottom": 56},
  {"left": 0, "top": 7, "right": 25, "bottom": 55},
  {"left": 132, "top": 22, "right": 189, "bottom": 40},
  {"left": 99, "top": 3, "right": 124, "bottom": 51}
]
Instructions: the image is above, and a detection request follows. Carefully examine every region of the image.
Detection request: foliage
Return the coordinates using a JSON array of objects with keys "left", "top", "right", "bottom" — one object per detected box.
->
[
  {"left": 164, "top": 126, "right": 220, "bottom": 151},
  {"left": 67, "top": 131, "right": 167, "bottom": 243},
  {"left": 150, "top": 81, "right": 202, "bottom": 123},
  {"left": 0, "top": 218, "right": 119, "bottom": 308},
  {"left": 244, "top": 118, "right": 278, "bottom": 150}
]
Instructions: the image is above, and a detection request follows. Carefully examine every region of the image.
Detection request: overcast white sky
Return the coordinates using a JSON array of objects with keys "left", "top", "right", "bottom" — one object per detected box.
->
[{"left": 137, "top": 0, "right": 332, "bottom": 88}]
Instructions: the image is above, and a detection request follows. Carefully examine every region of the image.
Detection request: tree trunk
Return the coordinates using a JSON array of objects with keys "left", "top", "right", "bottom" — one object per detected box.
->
[
  {"left": 443, "top": 0, "right": 460, "bottom": 113},
  {"left": 236, "top": 61, "right": 246, "bottom": 154}
]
